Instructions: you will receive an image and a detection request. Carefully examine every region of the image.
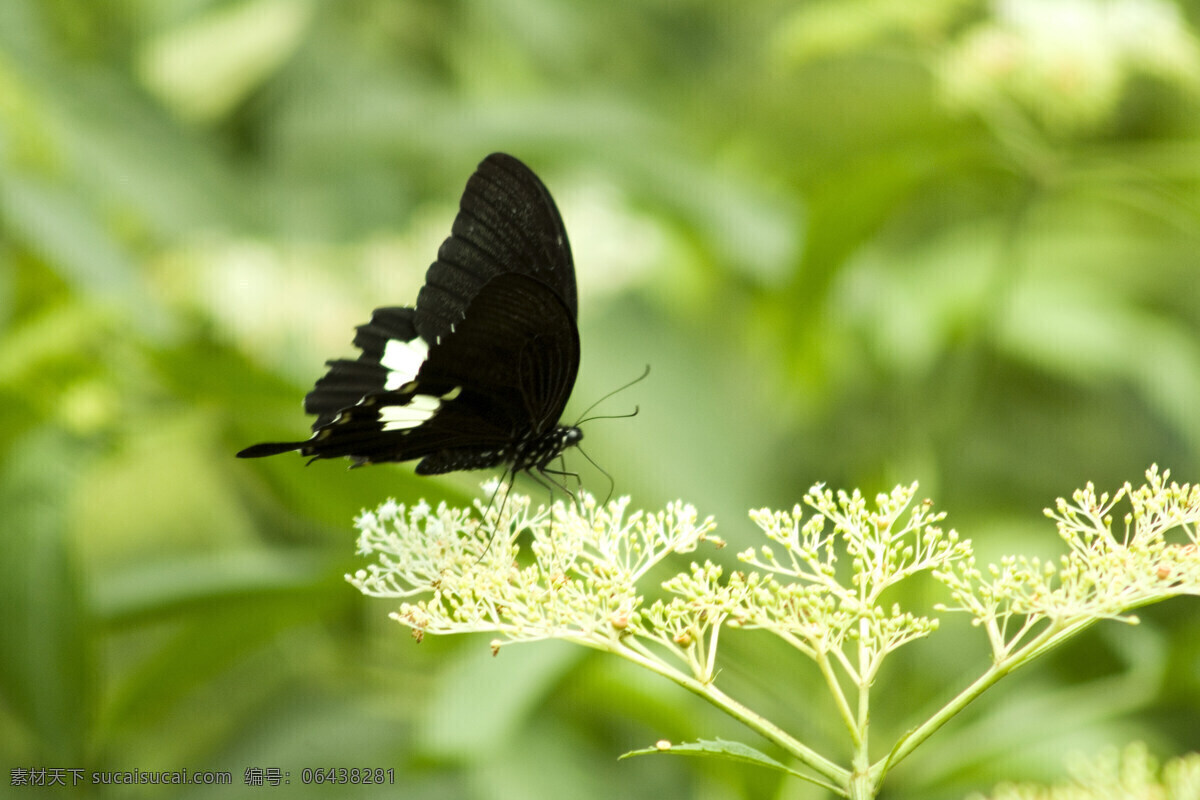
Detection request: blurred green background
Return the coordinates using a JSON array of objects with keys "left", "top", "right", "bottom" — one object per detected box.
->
[{"left": 2, "top": 0, "right": 1199, "bottom": 797}]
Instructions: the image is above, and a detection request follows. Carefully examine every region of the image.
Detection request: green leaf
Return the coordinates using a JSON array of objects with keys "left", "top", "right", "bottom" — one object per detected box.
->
[
  {"left": 621, "top": 737, "right": 815, "bottom": 782},
  {"left": 0, "top": 428, "right": 95, "bottom": 764}
]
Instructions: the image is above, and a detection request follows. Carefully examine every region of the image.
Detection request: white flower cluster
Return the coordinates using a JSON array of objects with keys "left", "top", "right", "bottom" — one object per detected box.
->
[
  {"left": 346, "top": 468, "right": 1200, "bottom": 798},
  {"left": 347, "top": 489, "right": 718, "bottom": 651},
  {"left": 345, "top": 479, "right": 970, "bottom": 689},
  {"left": 936, "top": 465, "right": 1200, "bottom": 660},
  {"left": 736, "top": 484, "right": 970, "bottom": 682},
  {"left": 348, "top": 467, "right": 1200, "bottom": 679}
]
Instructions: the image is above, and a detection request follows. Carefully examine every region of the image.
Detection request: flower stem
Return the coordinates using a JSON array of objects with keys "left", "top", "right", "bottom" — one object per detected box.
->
[{"left": 610, "top": 640, "right": 850, "bottom": 788}]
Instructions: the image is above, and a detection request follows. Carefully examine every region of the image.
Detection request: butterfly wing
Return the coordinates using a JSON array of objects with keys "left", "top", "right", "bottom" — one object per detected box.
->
[
  {"left": 237, "top": 153, "right": 580, "bottom": 470},
  {"left": 303, "top": 273, "right": 578, "bottom": 469},
  {"left": 304, "top": 306, "right": 418, "bottom": 429},
  {"left": 416, "top": 152, "right": 576, "bottom": 344}
]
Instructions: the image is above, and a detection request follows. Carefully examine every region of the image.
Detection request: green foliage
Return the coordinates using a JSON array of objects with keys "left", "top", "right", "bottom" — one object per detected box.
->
[{"left": 2, "top": 0, "right": 1199, "bottom": 797}]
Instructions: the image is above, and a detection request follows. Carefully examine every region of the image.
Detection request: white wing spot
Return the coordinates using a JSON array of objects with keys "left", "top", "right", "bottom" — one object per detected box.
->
[
  {"left": 381, "top": 337, "right": 429, "bottom": 391},
  {"left": 379, "top": 394, "right": 441, "bottom": 431},
  {"left": 442, "top": 386, "right": 462, "bottom": 401}
]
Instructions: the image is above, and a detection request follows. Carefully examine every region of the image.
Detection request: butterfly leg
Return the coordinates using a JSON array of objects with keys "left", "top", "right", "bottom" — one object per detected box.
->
[
  {"left": 475, "top": 469, "right": 521, "bottom": 556},
  {"left": 532, "top": 466, "right": 581, "bottom": 512}
]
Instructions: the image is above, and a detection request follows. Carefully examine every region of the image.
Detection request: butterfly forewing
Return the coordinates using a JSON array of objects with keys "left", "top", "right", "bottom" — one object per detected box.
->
[{"left": 416, "top": 153, "right": 577, "bottom": 345}]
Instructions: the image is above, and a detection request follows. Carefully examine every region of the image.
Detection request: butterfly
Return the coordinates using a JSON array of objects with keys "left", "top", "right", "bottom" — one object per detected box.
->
[{"left": 237, "top": 153, "right": 583, "bottom": 483}]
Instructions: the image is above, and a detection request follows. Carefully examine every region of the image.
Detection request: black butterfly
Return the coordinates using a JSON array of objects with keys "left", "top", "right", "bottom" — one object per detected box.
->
[{"left": 237, "top": 153, "right": 583, "bottom": 481}]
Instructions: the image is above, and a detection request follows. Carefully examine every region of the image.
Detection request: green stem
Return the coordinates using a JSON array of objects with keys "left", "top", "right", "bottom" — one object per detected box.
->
[
  {"left": 816, "top": 649, "right": 861, "bottom": 747},
  {"left": 881, "top": 659, "right": 1011, "bottom": 774},
  {"left": 880, "top": 616, "right": 1097, "bottom": 773},
  {"left": 609, "top": 640, "right": 850, "bottom": 789},
  {"left": 848, "top": 770, "right": 878, "bottom": 800},
  {"left": 851, "top": 625, "right": 874, "bottom": 796}
]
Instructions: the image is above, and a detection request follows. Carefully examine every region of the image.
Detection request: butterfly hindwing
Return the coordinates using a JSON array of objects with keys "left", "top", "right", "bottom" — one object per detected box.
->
[
  {"left": 417, "top": 272, "right": 578, "bottom": 436},
  {"left": 297, "top": 272, "right": 577, "bottom": 468},
  {"left": 304, "top": 307, "right": 417, "bottom": 429}
]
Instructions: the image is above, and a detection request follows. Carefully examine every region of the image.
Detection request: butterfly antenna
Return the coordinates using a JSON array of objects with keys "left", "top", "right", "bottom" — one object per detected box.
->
[
  {"left": 576, "top": 406, "right": 639, "bottom": 427},
  {"left": 572, "top": 365, "right": 650, "bottom": 426}
]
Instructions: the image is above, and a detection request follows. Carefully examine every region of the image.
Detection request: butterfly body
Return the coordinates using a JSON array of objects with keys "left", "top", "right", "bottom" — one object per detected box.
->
[{"left": 238, "top": 153, "right": 583, "bottom": 478}]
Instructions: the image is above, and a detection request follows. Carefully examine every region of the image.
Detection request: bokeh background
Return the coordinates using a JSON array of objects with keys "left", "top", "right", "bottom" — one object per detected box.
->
[{"left": 3, "top": 0, "right": 1199, "bottom": 797}]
